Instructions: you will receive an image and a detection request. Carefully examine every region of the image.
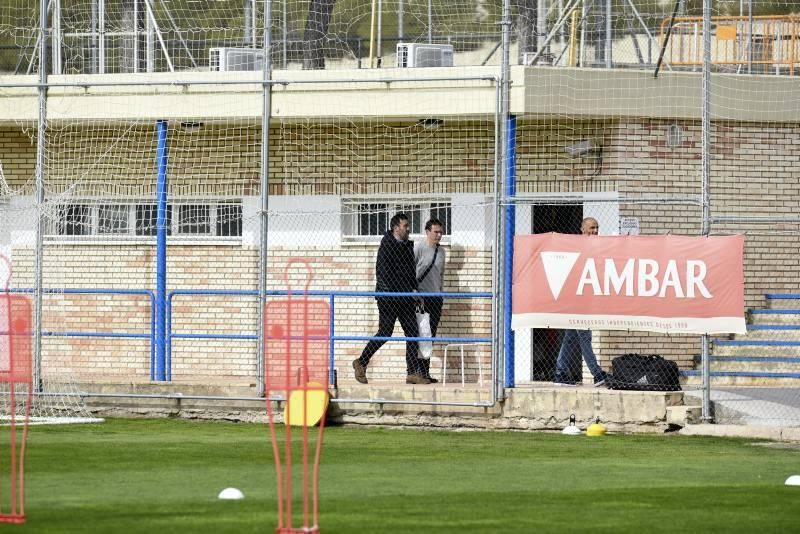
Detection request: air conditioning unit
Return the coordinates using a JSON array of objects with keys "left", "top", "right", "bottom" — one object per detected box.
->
[
  {"left": 396, "top": 43, "right": 454, "bottom": 68},
  {"left": 209, "top": 47, "right": 264, "bottom": 72}
]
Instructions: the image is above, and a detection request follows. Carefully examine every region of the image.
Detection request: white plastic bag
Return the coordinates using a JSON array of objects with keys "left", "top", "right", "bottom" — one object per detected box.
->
[{"left": 416, "top": 309, "right": 433, "bottom": 360}]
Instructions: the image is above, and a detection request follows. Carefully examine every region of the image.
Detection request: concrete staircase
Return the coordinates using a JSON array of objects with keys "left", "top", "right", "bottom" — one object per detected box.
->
[{"left": 683, "top": 294, "right": 800, "bottom": 387}]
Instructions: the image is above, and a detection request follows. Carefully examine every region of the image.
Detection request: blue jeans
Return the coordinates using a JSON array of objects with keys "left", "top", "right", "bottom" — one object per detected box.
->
[{"left": 554, "top": 329, "right": 604, "bottom": 382}]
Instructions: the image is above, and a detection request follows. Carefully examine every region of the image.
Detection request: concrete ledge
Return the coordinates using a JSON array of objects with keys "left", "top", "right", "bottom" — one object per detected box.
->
[
  {"left": 679, "top": 424, "right": 800, "bottom": 442},
  {"left": 77, "top": 382, "right": 684, "bottom": 433},
  {"left": 333, "top": 383, "right": 682, "bottom": 433},
  {"left": 667, "top": 405, "right": 702, "bottom": 426}
]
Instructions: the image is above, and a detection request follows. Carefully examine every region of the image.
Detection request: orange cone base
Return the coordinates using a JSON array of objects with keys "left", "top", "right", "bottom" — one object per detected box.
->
[
  {"left": 0, "top": 514, "right": 26, "bottom": 524},
  {"left": 276, "top": 527, "right": 319, "bottom": 533}
]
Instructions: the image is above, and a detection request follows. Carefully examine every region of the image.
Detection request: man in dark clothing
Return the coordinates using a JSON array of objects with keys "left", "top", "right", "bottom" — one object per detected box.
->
[{"left": 353, "top": 213, "right": 431, "bottom": 385}]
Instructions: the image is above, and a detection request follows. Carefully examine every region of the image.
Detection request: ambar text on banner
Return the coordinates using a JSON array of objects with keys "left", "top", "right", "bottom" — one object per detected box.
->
[{"left": 511, "top": 234, "right": 746, "bottom": 335}]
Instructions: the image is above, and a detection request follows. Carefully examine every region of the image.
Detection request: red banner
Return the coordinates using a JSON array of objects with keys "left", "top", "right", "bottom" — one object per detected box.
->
[{"left": 512, "top": 234, "right": 746, "bottom": 334}]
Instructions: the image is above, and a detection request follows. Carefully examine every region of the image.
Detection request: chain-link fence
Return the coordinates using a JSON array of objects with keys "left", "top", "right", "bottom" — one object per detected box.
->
[
  {"left": 0, "top": 0, "right": 798, "bottom": 426},
  {"left": 1, "top": 1, "right": 798, "bottom": 74},
  {"left": 0, "top": 72, "right": 502, "bottom": 412},
  {"left": 696, "top": 222, "right": 800, "bottom": 425}
]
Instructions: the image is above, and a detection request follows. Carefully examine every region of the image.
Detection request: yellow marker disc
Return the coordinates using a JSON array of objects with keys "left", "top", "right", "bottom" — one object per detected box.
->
[
  {"left": 586, "top": 421, "right": 607, "bottom": 437},
  {"left": 284, "top": 381, "right": 329, "bottom": 427}
]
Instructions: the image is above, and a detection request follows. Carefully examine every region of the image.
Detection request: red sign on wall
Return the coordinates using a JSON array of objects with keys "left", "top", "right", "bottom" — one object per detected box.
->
[{"left": 511, "top": 234, "right": 746, "bottom": 335}]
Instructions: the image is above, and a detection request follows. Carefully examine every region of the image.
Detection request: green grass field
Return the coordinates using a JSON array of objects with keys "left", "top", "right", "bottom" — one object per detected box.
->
[{"left": 2, "top": 419, "right": 799, "bottom": 532}]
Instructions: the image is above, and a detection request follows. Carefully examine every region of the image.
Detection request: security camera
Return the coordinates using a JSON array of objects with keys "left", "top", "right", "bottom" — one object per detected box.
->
[{"left": 564, "top": 139, "right": 596, "bottom": 157}]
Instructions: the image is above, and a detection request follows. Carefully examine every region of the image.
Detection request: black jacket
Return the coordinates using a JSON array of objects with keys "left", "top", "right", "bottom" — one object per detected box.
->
[{"left": 375, "top": 231, "right": 418, "bottom": 294}]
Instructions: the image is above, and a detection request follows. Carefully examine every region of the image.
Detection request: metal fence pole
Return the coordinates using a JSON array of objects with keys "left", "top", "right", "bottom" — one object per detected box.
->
[
  {"left": 282, "top": 0, "right": 287, "bottom": 68},
  {"left": 256, "top": 0, "right": 274, "bottom": 395},
  {"left": 701, "top": 0, "right": 713, "bottom": 423},
  {"left": 91, "top": 0, "right": 98, "bottom": 73},
  {"left": 747, "top": 0, "right": 753, "bottom": 74},
  {"left": 428, "top": 0, "right": 433, "bottom": 43},
  {"left": 99, "top": 0, "right": 105, "bottom": 73},
  {"left": 495, "top": 0, "right": 512, "bottom": 400},
  {"left": 377, "top": 0, "right": 382, "bottom": 66},
  {"left": 33, "top": 0, "right": 49, "bottom": 392},
  {"left": 605, "top": 0, "right": 612, "bottom": 68},
  {"left": 252, "top": 0, "right": 258, "bottom": 49},
  {"left": 52, "top": 0, "right": 62, "bottom": 74},
  {"left": 398, "top": 0, "right": 403, "bottom": 41},
  {"left": 133, "top": 0, "right": 139, "bottom": 72}
]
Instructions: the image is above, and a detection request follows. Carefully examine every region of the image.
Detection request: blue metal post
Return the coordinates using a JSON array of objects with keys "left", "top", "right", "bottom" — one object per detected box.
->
[
  {"left": 328, "top": 295, "right": 335, "bottom": 386},
  {"left": 155, "top": 120, "right": 169, "bottom": 381},
  {"left": 503, "top": 115, "right": 516, "bottom": 388}
]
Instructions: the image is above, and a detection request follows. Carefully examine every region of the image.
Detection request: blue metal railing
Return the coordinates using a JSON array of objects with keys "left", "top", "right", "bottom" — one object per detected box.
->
[
  {"left": 9, "top": 288, "right": 156, "bottom": 377},
  {"left": 166, "top": 289, "right": 259, "bottom": 382},
  {"left": 167, "top": 289, "right": 493, "bottom": 385}
]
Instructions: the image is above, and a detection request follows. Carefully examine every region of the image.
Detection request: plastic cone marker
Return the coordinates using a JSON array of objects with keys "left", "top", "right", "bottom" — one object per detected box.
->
[
  {"left": 785, "top": 475, "right": 800, "bottom": 487},
  {"left": 218, "top": 488, "right": 245, "bottom": 500},
  {"left": 561, "top": 414, "right": 582, "bottom": 435},
  {"left": 586, "top": 417, "right": 607, "bottom": 437}
]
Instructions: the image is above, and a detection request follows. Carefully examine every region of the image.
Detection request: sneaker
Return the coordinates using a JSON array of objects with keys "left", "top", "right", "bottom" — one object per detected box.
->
[
  {"left": 406, "top": 374, "right": 432, "bottom": 385},
  {"left": 352, "top": 359, "right": 368, "bottom": 384},
  {"left": 424, "top": 376, "right": 439, "bottom": 384},
  {"left": 593, "top": 373, "right": 608, "bottom": 387},
  {"left": 554, "top": 380, "right": 577, "bottom": 387}
]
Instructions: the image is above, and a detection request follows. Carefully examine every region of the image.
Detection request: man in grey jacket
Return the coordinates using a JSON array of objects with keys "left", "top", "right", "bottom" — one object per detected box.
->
[
  {"left": 414, "top": 218, "right": 446, "bottom": 383},
  {"left": 353, "top": 213, "right": 430, "bottom": 385}
]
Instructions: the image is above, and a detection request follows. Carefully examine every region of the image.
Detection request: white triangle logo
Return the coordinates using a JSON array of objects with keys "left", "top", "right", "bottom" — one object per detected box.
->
[{"left": 540, "top": 251, "right": 581, "bottom": 300}]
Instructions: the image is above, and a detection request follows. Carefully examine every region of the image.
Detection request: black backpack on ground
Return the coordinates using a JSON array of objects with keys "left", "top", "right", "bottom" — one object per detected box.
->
[{"left": 606, "top": 354, "right": 681, "bottom": 392}]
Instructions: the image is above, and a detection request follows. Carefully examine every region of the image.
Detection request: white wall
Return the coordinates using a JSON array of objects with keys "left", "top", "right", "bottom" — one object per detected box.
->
[
  {"left": 513, "top": 203, "right": 532, "bottom": 384},
  {"left": 263, "top": 195, "right": 341, "bottom": 248},
  {"left": 450, "top": 193, "right": 495, "bottom": 247},
  {"left": 583, "top": 192, "right": 620, "bottom": 236},
  {"left": 7, "top": 196, "right": 36, "bottom": 249}
]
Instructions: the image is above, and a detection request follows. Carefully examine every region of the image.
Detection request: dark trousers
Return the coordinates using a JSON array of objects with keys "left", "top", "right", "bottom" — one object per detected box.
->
[
  {"left": 359, "top": 297, "right": 423, "bottom": 376},
  {"left": 420, "top": 297, "right": 443, "bottom": 378}
]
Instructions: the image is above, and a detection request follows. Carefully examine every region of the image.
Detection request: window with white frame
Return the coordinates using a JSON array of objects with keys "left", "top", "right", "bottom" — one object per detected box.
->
[
  {"left": 177, "top": 204, "right": 211, "bottom": 235},
  {"left": 135, "top": 204, "right": 172, "bottom": 236},
  {"left": 98, "top": 205, "right": 129, "bottom": 235},
  {"left": 342, "top": 198, "right": 451, "bottom": 241},
  {"left": 48, "top": 201, "right": 242, "bottom": 239}
]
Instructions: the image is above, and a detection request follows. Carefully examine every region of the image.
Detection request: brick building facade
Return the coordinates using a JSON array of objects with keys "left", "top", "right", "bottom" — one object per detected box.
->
[{"left": 0, "top": 67, "right": 797, "bottom": 389}]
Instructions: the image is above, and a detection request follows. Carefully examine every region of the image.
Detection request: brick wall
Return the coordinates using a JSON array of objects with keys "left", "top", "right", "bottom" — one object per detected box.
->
[
  {"left": 8, "top": 243, "right": 490, "bottom": 386},
  {"left": 0, "top": 128, "right": 36, "bottom": 189},
  {"left": 272, "top": 121, "right": 497, "bottom": 195}
]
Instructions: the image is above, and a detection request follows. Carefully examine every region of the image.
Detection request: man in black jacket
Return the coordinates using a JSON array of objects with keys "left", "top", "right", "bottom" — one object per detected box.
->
[{"left": 353, "top": 213, "right": 431, "bottom": 385}]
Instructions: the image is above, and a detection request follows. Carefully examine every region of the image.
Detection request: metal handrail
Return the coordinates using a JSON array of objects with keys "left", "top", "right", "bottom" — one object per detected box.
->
[
  {"left": 659, "top": 14, "right": 799, "bottom": 74},
  {"left": 167, "top": 289, "right": 493, "bottom": 385}
]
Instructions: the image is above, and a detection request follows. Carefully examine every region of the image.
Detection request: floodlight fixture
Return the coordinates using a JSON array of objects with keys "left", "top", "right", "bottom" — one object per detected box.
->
[{"left": 565, "top": 139, "right": 596, "bottom": 157}]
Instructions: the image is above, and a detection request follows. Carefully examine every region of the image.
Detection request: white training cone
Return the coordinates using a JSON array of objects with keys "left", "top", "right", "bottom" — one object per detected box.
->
[
  {"left": 218, "top": 487, "right": 245, "bottom": 500},
  {"left": 561, "top": 414, "right": 582, "bottom": 436},
  {"left": 785, "top": 475, "right": 800, "bottom": 487}
]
